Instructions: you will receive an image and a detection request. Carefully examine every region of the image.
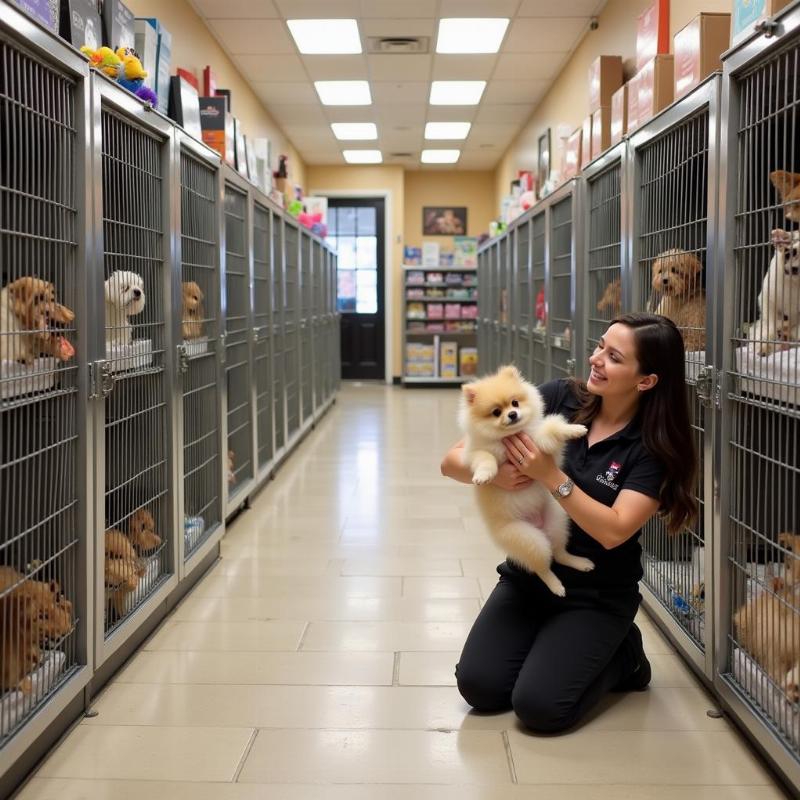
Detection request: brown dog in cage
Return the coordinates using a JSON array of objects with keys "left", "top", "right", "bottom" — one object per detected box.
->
[
  {"left": 127, "top": 509, "right": 163, "bottom": 555},
  {"left": 596, "top": 277, "right": 621, "bottom": 317},
  {"left": 182, "top": 281, "right": 205, "bottom": 340},
  {"left": 650, "top": 249, "right": 706, "bottom": 351},
  {"left": 0, "top": 277, "right": 75, "bottom": 365},
  {"left": 734, "top": 532, "right": 800, "bottom": 702},
  {"left": 769, "top": 170, "right": 800, "bottom": 222},
  {"left": 105, "top": 529, "right": 147, "bottom": 618}
]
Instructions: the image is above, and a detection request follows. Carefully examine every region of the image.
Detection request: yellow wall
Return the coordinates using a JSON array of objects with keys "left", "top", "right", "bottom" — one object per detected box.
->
[
  {"left": 127, "top": 0, "right": 306, "bottom": 191},
  {"left": 495, "top": 0, "right": 731, "bottom": 204}
]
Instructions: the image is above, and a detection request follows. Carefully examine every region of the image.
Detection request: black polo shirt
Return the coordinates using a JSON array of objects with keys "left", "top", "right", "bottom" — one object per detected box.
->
[{"left": 504, "top": 379, "right": 665, "bottom": 609}]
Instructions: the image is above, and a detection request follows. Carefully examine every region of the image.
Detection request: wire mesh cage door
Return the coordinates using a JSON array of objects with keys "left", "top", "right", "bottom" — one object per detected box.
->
[
  {"left": 630, "top": 80, "right": 719, "bottom": 663},
  {"left": 514, "top": 219, "right": 534, "bottom": 381},
  {"left": 531, "top": 210, "right": 548, "bottom": 383},
  {"left": 284, "top": 222, "right": 301, "bottom": 438},
  {"left": 300, "top": 232, "right": 314, "bottom": 425},
  {"left": 317, "top": 243, "right": 329, "bottom": 406},
  {"left": 498, "top": 237, "right": 512, "bottom": 366},
  {"left": 177, "top": 141, "right": 223, "bottom": 565},
  {"left": 96, "top": 89, "right": 177, "bottom": 645},
  {"left": 331, "top": 250, "right": 342, "bottom": 393},
  {"left": 489, "top": 242, "right": 501, "bottom": 373},
  {"left": 0, "top": 21, "right": 90, "bottom": 751},
  {"left": 223, "top": 179, "right": 254, "bottom": 508},
  {"left": 253, "top": 200, "right": 273, "bottom": 477},
  {"left": 718, "top": 31, "right": 800, "bottom": 778},
  {"left": 584, "top": 151, "right": 624, "bottom": 375},
  {"left": 477, "top": 247, "right": 488, "bottom": 374},
  {"left": 272, "top": 212, "right": 286, "bottom": 454},
  {"left": 548, "top": 189, "right": 577, "bottom": 379}
]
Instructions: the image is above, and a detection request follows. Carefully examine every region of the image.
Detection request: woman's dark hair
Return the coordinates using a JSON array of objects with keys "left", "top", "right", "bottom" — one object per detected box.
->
[{"left": 571, "top": 312, "right": 698, "bottom": 535}]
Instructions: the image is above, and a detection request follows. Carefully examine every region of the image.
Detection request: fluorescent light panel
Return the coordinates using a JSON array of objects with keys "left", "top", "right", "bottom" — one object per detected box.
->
[
  {"left": 425, "top": 122, "right": 471, "bottom": 140},
  {"left": 343, "top": 149, "right": 382, "bottom": 164},
  {"left": 421, "top": 149, "right": 460, "bottom": 164},
  {"left": 331, "top": 123, "right": 378, "bottom": 140},
  {"left": 436, "top": 18, "right": 509, "bottom": 54},
  {"left": 429, "top": 81, "right": 486, "bottom": 106},
  {"left": 287, "top": 19, "right": 362, "bottom": 54},
  {"left": 315, "top": 81, "right": 372, "bottom": 106}
]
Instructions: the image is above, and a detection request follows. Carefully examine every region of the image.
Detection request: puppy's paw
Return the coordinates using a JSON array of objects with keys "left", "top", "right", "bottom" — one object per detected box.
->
[
  {"left": 565, "top": 423, "right": 588, "bottom": 440},
  {"left": 472, "top": 465, "right": 497, "bottom": 485},
  {"left": 574, "top": 557, "right": 595, "bottom": 572}
]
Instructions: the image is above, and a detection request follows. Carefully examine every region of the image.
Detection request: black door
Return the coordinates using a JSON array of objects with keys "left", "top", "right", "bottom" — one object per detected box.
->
[{"left": 328, "top": 198, "right": 385, "bottom": 380}]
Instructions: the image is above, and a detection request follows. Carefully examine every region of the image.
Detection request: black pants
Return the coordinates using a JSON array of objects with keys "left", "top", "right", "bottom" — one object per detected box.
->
[{"left": 456, "top": 564, "right": 641, "bottom": 733}]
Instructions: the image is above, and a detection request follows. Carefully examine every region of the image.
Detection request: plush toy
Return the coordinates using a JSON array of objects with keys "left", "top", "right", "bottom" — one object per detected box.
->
[
  {"left": 135, "top": 85, "right": 158, "bottom": 106},
  {"left": 520, "top": 190, "right": 536, "bottom": 212},
  {"left": 115, "top": 47, "right": 148, "bottom": 93},
  {"left": 80, "top": 46, "right": 122, "bottom": 79},
  {"left": 535, "top": 287, "right": 546, "bottom": 329},
  {"left": 287, "top": 199, "right": 303, "bottom": 218}
]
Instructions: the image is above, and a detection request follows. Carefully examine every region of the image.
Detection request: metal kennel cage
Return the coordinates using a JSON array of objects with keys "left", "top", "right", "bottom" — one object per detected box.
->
[
  {"left": 531, "top": 209, "right": 548, "bottom": 384},
  {"left": 0, "top": 7, "right": 92, "bottom": 771},
  {"left": 513, "top": 218, "right": 533, "bottom": 381},
  {"left": 582, "top": 144, "right": 626, "bottom": 372},
  {"left": 223, "top": 174, "right": 254, "bottom": 512},
  {"left": 284, "top": 219, "right": 301, "bottom": 439},
  {"left": 477, "top": 246, "right": 489, "bottom": 374},
  {"left": 330, "top": 249, "right": 341, "bottom": 394},
  {"left": 253, "top": 199, "right": 274, "bottom": 480},
  {"left": 628, "top": 76, "right": 720, "bottom": 670},
  {"left": 488, "top": 240, "right": 501, "bottom": 374},
  {"left": 498, "top": 235, "right": 512, "bottom": 367},
  {"left": 717, "top": 13, "right": 800, "bottom": 788},
  {"left": 92, "top": 77, "right": 178, "bottom": 653},
  {"left": 315, "top": 241, "right": 328, "bottom": 407},
  {"left": 300, "top": 231, "right": 314, "bottom": 425},
  {"left": 176, "top": 135, "right": 223, "bottom": 566},
  {"left": 272, "top": 214, "right": 287, "bottom": 455}
]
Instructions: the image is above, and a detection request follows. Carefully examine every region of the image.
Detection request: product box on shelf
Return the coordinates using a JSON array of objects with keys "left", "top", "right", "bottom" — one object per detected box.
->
[
  {"left": 440, "top": 341, "right": 458, "bottom": 378},
  {"left": 177, "top": 67, "right": 199, "bottom": 92},
  {"left": 61, "top": 0, "right": 102, "bottom": 49},
  {"left": 674, "top": 13, "right": 730, "bottom": 99},
  {"left": 562, "top": 127, "right": 582, "bottom": 179},
  {"left": 199, "top": 96, "right": 229, "bottom": 159},
  {"left": 134, "top": 18, "right": 157, "bottom": 85},
  {"left": 406, "top": 270, "right": 425, "bottom": 285},
  {"left": 580, "top": 115, "right": 592, "bottom": 170},
  {"left": 9, "top": 0, "right": 59, "bottom": 32},
  {"left": 444, "top": 303, "right": 461, "bottom": 320},
  {"left": 234, "top": 117, "right": 248, "bottom": 178},
  {"left": 422, "top": 242, "right": 440, "bottom": 268},
  {"left": 461, "top": 305, "right": 478, "bottom": 319},
  {"left": 453, "top": 237, "right": 478, "bottom": 267},
  {"left": 102, "top": 0, "right": 134, "bottom": 50},
  {"left": 460, "top": 347, "right": 478, "bottom": 376},
  {"left": 203, "top": 65, "right": 217, "bottom": 97},
  {"left": 426, "top": 271, "right": 444, "bottom": 285},
  {"left": 636, "top": 55, "right": 674, "bottom": 130},
  {"left": 591, "top": 106, "right": 611, "bottom": 159},
  {"left": 731, "top": 0, "right": 792, "bottom": 46},
  {"left": 439, "top": 252, "right": 454, "bottom": 267},
  {"left": 143, "top": 17, "right": 171, "bottom": 116},
  {"left": 169, "top": 75, "right": 202, "bottom": 140},
  {"left": 407, "top": 302, "right": 426, "bottom": 320},
  {"left": 404, "top": 246, "right": 422, "bottom": 265},
  {"left": 427, "top": 303, "right": 444, "bottom": 320},
  {"left": 636, "top": 0, "right": 670, "bottom": 71},
  {"left": 588, "top": 55, "right": 623, "bottom": 112},
  {"left": 252, "top": 137, "right": 272, "bottom": 192},
  {"left": 610, "top": 84, "right": 628, "bottom": 146}
]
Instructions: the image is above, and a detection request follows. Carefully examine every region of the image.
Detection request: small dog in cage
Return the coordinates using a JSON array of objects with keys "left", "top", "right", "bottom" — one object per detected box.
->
[
  {"left": 127, "top": 509, "right": 162, "bottom": 555},
  {"left": 181, "top": 281, "right": 205, "bottom": 340},
  {"left": 748, "top": 229, "right": 800, "bottom": 357},
  {"left": 650, "top": 249, "right": 706, "bottom": 351},
  {"left": 105, "top": 270, "right": 145, "bottom": 346},
  {"left": 596, "top": 277, "right": 621, "bottom": 316},
  {"left": 0, "top": 277, "right": 75, "bottom": 364},
  {"left": 769, "top": 170, "right": 800, "bottom": 222},
  {"left": 459, "top": 365, "right": 592, "bottom": 596},
  {"left": 104, "top": 529, "right": 145, "bottom": 591}
]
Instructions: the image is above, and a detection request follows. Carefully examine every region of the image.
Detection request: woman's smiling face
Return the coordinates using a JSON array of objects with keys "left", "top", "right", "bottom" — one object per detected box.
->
[{"left": 587, "top": 323, "right": 650, "bottom": 397}]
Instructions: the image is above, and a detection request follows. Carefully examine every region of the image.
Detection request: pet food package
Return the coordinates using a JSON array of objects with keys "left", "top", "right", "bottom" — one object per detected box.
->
[
  {"left": 674, "top": 13, "right": 730, "bottom": 100},
  {"left": 200, "top": 97, "right": 228, "bottom": 159},
  {"left": 731, "top": 0, "right": 792, "bottom": 46},
  {"left": 591, "top": 106, "right": 611, "bottom": 158},
  {"left": 460, "top": 347, "right": 478, "bottom": 376},
  {"left": 453, "top": 237, "right": 478, "bottom": 268},
  {"left": 422, "top": 242, "right": 440, "bottom": 268},
  {"left": 169, "top": 76, "right": 202, "bottom": 140},
  {"left": 203, "top": 65, "right": 217, "bottom": 98},
  {"left": 60, "top": 0, "right": 102, "bottom": 49},
  {"left": 9, "top": 0, "right": 59, "bottom": 33},
  {"left": 610, "top": 84, "right": 628, "bottom": 146},
  {"left": 143, "top": 17, "right": 171, "bottom": 115},
  {"left": 134, "top": 18, "right": 157, "bottom": 86},
  {"left": 588, "top": 55, "right": 623, "bottom": 112},
  {"left": 636, "top": 0, "right": 670, "bottom": 71},
  {"left": 406, "top": 343, "right": 435, "bottom": 378},
  {"left": 580, "top": 115, "right": 592, "bottom": 170},
  {"left": 635, "top": 55, "right": 674, "bottom": 129},
  {"left": 177, "top": 67, "right": 199, "bottom": 92},
  {"left": 440, "top": 341, "right": 458, "bottom": 378},
  {"left": 561, "top": 127, "right": 582, "bottom": 180},
  {"left": 404, "top": 247, "right": 422, "bottom": 265},
  {"left": 406, "top": 269, "right": 425, "bottom": 284},
  {"left": 101, "top": 0, "right": 134, "bottom": 50}
]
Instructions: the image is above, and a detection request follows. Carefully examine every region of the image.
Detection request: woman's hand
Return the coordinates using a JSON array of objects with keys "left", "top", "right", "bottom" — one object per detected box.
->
[
  {"left": 491, "top": 461, "right": 534, "bottom": 491},
  {"left": 503, "top": 433, "right": 563, "bottom": 488}
]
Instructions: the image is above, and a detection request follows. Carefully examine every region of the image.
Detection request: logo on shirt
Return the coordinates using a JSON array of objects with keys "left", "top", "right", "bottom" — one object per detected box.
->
[{"left": 596, "top": 460, "right": 622, "bottom": 490}]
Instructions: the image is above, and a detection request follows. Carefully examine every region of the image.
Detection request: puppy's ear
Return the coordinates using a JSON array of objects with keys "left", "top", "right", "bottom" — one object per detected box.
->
[
  {"left": 461, "top": 384, "right": 477, "bottom": 405},
  {"left": 779, "top": 532, "right": 796, "bottom": 552},
  {"left": 499, "top": 365, "right": 521, "bottom": 381},
  {"left": 770, "top": 170, "right": 800, "bottom": 200},
  {"left": 7, "top": 277, "right": 35, "bottom": 324}
]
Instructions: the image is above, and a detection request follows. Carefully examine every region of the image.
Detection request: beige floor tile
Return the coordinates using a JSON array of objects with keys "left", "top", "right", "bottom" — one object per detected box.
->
[
  {"left": 238, "top": 729, "right": 512, "bottom": 784},
  {"left": 398, "top": 651, "right": 461, "bottom": 686},
  {"left": 508, "top": 729, "right": 774, "bottom": 785},
  {"left": 478, "top": 576, "right": 500, "bottom": 601},
  {"left": 212, "top": 557, "right": 337, "bottom": 576},
  {"left": 403, "top": 576, "right": 483, "bottom": 598},
  {"left": 460, "top": 558, "right": 504, "bottom": 578},
  {"left": 36, "top": 725, "right": 253, "bottom": 782},
  {"left": 190, "top": 573, "right": 402, "bottom": 598},
  {"left": 648, "top": 654, "right": 702, "bottom": 687},
  {"left": 301, "top": 620, "right": 472, "bottom": 652},
  {"left": 115, "top": 650, "right": 394, "bottom": 686},
  {"left": 144, "top": 620, "right": 306, "bottom": 651},
  {"left": 340, "top": 557, "right": 464, "bottom": 577}
]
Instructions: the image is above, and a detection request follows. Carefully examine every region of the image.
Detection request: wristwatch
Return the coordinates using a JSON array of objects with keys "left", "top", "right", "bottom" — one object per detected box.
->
[{"left": 552, "top": 478, "right": 574, "bottom": 500}]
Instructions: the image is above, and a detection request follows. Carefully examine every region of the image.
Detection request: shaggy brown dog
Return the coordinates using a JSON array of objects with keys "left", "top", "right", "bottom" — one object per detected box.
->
[{"left": 651, "top": 249, "right": 706, "bottom": 351}]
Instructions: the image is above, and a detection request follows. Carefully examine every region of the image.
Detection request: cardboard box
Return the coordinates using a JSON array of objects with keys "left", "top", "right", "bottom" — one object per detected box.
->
[
  {"left": 580, "top": 115, "right": 592, "bottom": 170},
  {"left": 588, "top": 55, "right": 623, "bottom": 112},
  {"left": 143, "top": 18, "right": 172, "bottom": 115},
  {"left": 440, "top": 342, "right": 458, "bottom": 378},
  {"left": 199, "top": 96, "right": 229, "bottom": 160},
  {"left": 562, "top": 127, "right": 582, "bottom": 179},
  {"left": 134, "top": 18, "right": 158, "bottom": 88},
  {"left": 636, "top": 0, "right": 670, "bottom": 71},
  {"left": 177, "top": 67, "right": 199, "bottom": 92},
  {"left": 591, "top": 106, "right": 611, "bottom": 158},
  {"left": 731, "top": 0, "right": 792, "bottom": 46},
  {"left": 610, "top": 85, "right": 628, "bottom": 146},
  {"left": 636, "top": 55, "right": 674, "bottom": 129},
  {"left": 168, "top": 76, "right": 201, "bottom": 140},
  {"left": 674, "top": 13, "right": 730, "bottom": 99},
  {"left": 102, "top": 0, "right": 135, "bottom": 51},
  {"left": 9, "top": 0, "right": 59, "bottom": 33},
  {"left": 203, "top": 66, "right": 217, "bottom": 98},
  {"left": 60, "top": 0, "right": 102, "bottom": 49},
  {"left": 234, "top": 118, "right": 248, "bottom": 178}
]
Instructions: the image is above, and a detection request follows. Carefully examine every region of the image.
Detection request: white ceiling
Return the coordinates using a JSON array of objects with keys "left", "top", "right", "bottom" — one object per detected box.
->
[{"left": 189, "top": 0, "right": 607, "bottom": 170}]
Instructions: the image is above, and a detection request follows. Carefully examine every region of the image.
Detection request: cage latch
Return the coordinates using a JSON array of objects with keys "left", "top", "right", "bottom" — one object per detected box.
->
[
  {"left": 696, "top": 365, "right": 715, "bottom": 408},
  {"left": 90, "top": 361, "right": 115, "bottom": 399},
  {"left": 218, "top": 333, "right": 227, "bottom": 364},
  {"left": 177, "top": 344, "right": 189, "bottom": 374}
]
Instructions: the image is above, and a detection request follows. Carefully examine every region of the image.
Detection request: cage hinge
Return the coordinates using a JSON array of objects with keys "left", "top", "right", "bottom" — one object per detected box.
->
[
  {"left": 714, "top": 368, "right": 723, "bottom": 410},
  {"left": 696, "top": 365, "right": 715, "bottom": 408},
  {"left": 566, "top": 357, "right": 576, "bottom": 376},
  {"left": 177, "top": 344, "right": 189, "bottom": 374},
  {"left": 89, "top": 360, "right": 114, "bottom": 399},
  {"left": 754, "top": 18, "right": 780, "bottom": 38},
  {"left": 218, "top": 333, "right": 226, "bottom": 364}
]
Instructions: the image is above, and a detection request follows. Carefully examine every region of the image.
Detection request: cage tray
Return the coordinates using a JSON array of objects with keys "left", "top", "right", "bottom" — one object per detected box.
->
[
  {"left": 0, "top": 650, "right": 66, "bottom": 732},
  {"left": 184, "top": 515, "right": 206, "bottom": 553},
  {"left": 1, "top": 358, "right": 58, "bottom": 400},
  {"left": 105, "top": 553, "right": 162, "bottom": 617},
  {"left": 106, "top": 339, "right": 153, "bottom": 373},
  {"left": 183, "top": 337, "right": 209, "bottom": 357}
]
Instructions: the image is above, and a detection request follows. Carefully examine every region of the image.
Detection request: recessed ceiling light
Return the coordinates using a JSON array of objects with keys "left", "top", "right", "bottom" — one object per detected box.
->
[
  {"left": 421, "top": 149, "right": 460, "bottom": 164},
  {"left": 343, "top": 149, "right": 383, "bottom": 164},
  {"left": 331, "top": 123, "right": 378, "bottom": 140},
  {"left": 287, "top": 19, "right": 362, "bottom": 54},
  {"left": 436, "top": 18, "right": 509, "bottom": 54},
  {"left": 315, "top": 81, "right": 372, "bottom": 105},
  {"left": 429, "top": 81, "right": 486, "bottom": 106},
  {"left": 425, "top": 122, "right": 471, "bottom": 140}
]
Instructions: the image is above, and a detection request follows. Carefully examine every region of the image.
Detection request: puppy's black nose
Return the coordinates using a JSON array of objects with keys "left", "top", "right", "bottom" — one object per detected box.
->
[
  {"left": 133, "top": 288, "right": 142, "bottom": 298},
  {"left": 662, "top": 277, "right": 670, "bottom": 285},
  {"left": 507, "top": 410, "right": 518, "bottom": 422}
]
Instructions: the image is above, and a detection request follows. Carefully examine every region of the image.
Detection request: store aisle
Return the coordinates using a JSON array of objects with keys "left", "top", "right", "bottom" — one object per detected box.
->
[{"left": 19, "top": 384, "right": 784, "bottom": 798}]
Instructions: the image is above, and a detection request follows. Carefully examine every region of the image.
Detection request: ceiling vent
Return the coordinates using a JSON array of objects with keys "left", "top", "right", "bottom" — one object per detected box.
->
[
  {"left": 389, "top": 152, "right": 415, "bottom": 159},
  {"left": 367, "top": 36, "right": 430, "bottom": 54}
]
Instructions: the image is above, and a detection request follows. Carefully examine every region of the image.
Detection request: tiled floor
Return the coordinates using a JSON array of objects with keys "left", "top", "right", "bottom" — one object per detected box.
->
[{"left": 19, "top": 384, "right": 786, "bottom": 798}]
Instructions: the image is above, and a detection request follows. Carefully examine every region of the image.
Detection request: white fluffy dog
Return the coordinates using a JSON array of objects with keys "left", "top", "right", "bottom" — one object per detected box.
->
[
  {"left": 105, "top": 270, "right": 145, "bottom": 345},
  {"left": 748, "top": 229, "right": 800, "bottom": 356},
  {"left": 460, "top": 365, "right": 593, "bottom": 596}
]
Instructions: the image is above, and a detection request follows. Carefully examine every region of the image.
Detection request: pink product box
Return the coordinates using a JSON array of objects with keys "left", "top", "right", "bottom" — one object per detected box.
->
[
  {"left": 445, "top": 303, "right": 462, "bottom": 319},
  {"left": 426, "top": 322, "right": 445, "bottom": 332},
  {"left": 461, "top": 305, "right": 478, "bottom": 319},
  {"left": 427, "top": 303, "right": 444, "bottom": 319}
]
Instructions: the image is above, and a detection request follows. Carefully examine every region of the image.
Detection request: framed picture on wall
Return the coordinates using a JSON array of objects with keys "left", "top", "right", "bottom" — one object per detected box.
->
[
  {"left": 537, "top": 129, "right": 551, "bottom": 198},
  {"left": 422, "top": 206, "right": 467, "bottom": 236}
]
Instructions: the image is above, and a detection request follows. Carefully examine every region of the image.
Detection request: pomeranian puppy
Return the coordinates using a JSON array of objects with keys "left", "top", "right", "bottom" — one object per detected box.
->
[{"left": 459, "top": 365, "right": 592, "bottom": 596}]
